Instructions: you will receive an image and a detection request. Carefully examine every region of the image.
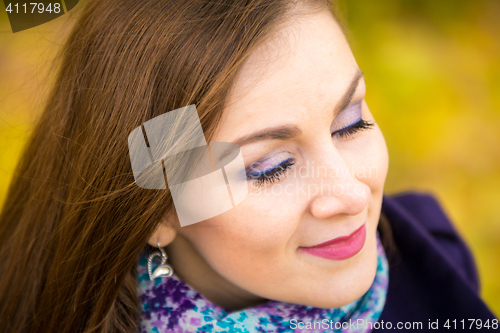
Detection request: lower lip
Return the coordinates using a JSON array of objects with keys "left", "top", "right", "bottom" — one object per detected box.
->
[{"left": 300, "top": 224, "right": 366, "bottom": 260}]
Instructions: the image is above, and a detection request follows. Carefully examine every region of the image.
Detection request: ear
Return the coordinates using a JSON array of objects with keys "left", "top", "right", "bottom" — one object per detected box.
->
[
  {"left": 147, "top": 221, "right": 177, "bottom": 247},
  {"left": 148, "top": 208, "right": 179, "bottom": 247}
]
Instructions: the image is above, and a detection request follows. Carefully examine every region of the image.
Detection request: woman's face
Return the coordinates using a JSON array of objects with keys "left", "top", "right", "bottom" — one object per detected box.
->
[{"left": 174, "top": 9, "right": 389, "bottom": 308}]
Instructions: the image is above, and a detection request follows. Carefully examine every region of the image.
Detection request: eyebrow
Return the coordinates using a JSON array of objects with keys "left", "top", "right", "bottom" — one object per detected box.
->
[
  {"left": 336, "top": 69, "right": 364, "bottom": 114},
  {"left": 231, "top": 125, "right": 301, "bottom": 151},
  {"left": 218, "top": 69, "right": 364, "bottom": 160}
]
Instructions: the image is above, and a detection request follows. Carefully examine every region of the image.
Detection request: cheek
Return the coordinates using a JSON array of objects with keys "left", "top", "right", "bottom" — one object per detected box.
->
[
  {"left": 343, "top": 105, "right": 388, "bottom": 199},
  {"left": 359, "top": 105, "right": 389, "bottom": 194},
  {"left": 358, "top": 126, "right": 389, "bottom": 195},
  {"left": 355, "top": 125, "right": 389, "bottom": 244},
  {"left": 178, "top": 189, "right": 304, "bottom": 278}
]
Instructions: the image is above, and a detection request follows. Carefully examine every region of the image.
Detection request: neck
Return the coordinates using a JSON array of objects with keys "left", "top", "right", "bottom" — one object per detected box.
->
[{"left": 166, "top": 234, "right": 267, "bottom": 311}]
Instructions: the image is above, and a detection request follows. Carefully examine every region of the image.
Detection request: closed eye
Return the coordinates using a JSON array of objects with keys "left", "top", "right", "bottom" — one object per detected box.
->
[
  {"left": 246, "top": 158, "right": 295, "bottom": 187},
  {"left": 333, "top": 119, "right": 374, "bottom": 139}
]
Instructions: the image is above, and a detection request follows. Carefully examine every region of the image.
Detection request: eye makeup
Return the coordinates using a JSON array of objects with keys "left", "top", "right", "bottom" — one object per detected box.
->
[
  {"left": 334, "top": 119, "right": 374, "bottom": 139},
  {"left": 331, "top": 101, "right": 374, "bottom": 139},
  {"left": 244, "top": 101, "right": 374, "bottom": 188},
  {"left": 246, "top": 157, "right": 295, "bottom": 187}
]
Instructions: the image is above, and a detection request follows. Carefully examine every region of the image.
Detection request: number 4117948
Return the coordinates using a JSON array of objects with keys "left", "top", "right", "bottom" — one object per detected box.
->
[
  {"left": 6, "top": 3, "right": 62, "bottom": 14},
  {"left": 444, "top": 319, "right": 498, "bottom": 330}
]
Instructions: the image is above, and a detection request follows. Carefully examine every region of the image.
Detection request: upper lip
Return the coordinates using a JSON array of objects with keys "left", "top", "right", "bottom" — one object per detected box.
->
[{"left": 302, "top": 223, "right": 366, "bottom": 248}]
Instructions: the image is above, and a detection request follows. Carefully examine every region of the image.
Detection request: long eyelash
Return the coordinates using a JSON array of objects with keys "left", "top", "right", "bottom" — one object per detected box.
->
[
  {"left": 334, "top": 119, "right": 374, "bottom": 139},
  {"left": 247, "top": 158, "right": 295, "bottom": 187}
]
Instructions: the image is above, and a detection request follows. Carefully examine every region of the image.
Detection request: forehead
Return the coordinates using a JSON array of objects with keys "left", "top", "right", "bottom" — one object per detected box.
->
[{"left": 214, "top": 9, "right": 359, "bottom": 142}]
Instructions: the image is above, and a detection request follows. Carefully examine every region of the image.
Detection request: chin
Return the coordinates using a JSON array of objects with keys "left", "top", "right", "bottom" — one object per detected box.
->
[{"left": 307, "top": 234, "right": 379, "bottom": 309}]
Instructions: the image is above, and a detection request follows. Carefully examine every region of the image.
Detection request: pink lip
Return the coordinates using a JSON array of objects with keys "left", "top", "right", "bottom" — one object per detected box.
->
[{"left": 300, "top": 223, "right": 366, "bottom": 260}]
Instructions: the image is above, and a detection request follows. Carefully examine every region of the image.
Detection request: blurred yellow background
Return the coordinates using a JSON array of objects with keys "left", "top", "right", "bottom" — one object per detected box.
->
[
  {"left": 337, "top": 0, "right": 500, "bottom": 315},
  {"left": 1, "top": 0, "right": 499, "bottom": 316}
]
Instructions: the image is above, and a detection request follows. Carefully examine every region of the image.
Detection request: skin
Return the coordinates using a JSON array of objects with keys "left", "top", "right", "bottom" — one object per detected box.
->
[{"left": 149, "top": 8, "right": 389, "bottom": 310}]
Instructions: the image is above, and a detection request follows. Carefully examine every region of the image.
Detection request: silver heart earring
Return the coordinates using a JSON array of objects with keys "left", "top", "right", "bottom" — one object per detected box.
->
[{"left": 148, "top": 241, "right": 174, "bottom": 281}]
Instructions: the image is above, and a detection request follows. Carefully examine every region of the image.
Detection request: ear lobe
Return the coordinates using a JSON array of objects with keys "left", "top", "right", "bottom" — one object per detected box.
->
[{"left": 148, "top": 222, "right": 177, "bottom": 247}]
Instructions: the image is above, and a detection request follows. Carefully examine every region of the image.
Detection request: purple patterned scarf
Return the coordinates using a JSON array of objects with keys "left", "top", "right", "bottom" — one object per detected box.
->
[{"left": 136, "top": 233, "right": 388, "bottom": 332}]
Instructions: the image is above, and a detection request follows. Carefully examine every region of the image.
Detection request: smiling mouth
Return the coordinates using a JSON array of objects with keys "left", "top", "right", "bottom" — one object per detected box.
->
[{"left": 299, "top": 223, "right": 367, "bottom": 260}]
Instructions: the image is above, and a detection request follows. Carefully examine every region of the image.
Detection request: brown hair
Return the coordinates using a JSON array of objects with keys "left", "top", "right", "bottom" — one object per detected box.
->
[{"left": 0, "top": 0, "right": 347, "bottom": 332}]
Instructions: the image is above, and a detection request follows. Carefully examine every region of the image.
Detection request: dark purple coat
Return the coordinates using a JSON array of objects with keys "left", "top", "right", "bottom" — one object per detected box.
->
[{"left": 376, "top": 192, "right": 498, "bottom": 332}]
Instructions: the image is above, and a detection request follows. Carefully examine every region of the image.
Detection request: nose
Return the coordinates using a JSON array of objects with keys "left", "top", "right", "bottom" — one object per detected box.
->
[{"left": 308, "top": 151, "right": 369, "bottom": 220}]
